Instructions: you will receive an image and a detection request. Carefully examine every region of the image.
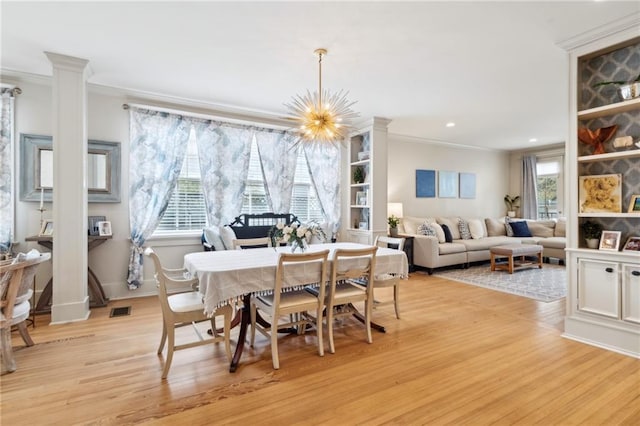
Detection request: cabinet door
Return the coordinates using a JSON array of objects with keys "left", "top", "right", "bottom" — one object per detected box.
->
[
  {"left": 577, "top": 259, "right": 620, "bottom": 319},
  {"left": 622, "top": 263, "right": 640, "bottom": 324}
]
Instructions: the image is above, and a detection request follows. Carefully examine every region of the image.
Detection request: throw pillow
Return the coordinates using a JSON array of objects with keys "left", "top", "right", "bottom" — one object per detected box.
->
[
  {"left": 431, "top": 222, "right": 446, "bottom": 243},
  {"left": 440, "top": 224, "right": 454, "bottom": 243},
  {"left": 417, "top": 222, "right": 437, "bottom": 237},
  {"left": 485, "top": 217, "right": 507, "bottom": 236},
  {"left": 219, "top": 225, "right": 237, "bottom": 250},
  {"left": 555, "top": 218, "right": 566, "bottom": 237},
  {"left": 458, "top": 218, "right": 472, "bottom": 240},
  {"left": 467, "top": 218, "right": 486, "bottom": 239},
  {"left": 437, "top": 217, "right": 461, "bottom": 240},
  {"left": 510, "top": 220, "right": 532, "bottom": 237},
  {"left": 203, "top": 226, "right": 226, "bottom": 251},
  {"left": 505, "top": 217, "right": 515, "bottom": 237}
]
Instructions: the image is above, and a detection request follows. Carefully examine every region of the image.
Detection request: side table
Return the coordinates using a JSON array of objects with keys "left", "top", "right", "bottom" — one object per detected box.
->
[
  {"left": 389, "top": 234, "right": 414, "bottom": 272},
  {"left": 25, "top": 235, "right": 111, "bottom": 313}
]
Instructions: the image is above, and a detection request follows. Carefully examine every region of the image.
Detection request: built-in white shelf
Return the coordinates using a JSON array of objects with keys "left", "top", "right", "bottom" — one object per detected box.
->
[
  {"left": 578, "top": 212, "right": 640, "bottom": 218},
  {"left": 578, "top": 149, "right": 640, "bottom": 163},
  {"left": 577, "top": 97, "right": 640, "bottom": 120}
]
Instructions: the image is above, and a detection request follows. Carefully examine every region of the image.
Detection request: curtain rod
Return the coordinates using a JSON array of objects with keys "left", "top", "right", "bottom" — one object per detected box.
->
[
  {"left": 122, "top": 102, "right": 291, "bottom": 131},
  {"left": 1, "top": 86, "right": 22, "bottom": 96}
]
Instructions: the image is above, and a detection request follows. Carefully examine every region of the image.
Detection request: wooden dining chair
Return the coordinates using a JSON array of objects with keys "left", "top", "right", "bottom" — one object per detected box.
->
[
  {"left": 1, "top": 253, "right": 51, "bottom": 374},
  {"left": 250, "top": 250, "right": 329, "bottom": 370},
  {"left": 232, "top": 237, "right": 271, "bottom": 250},
  {"left": 144, "top": 247, "right": 232, "bottom": 379},
  {"left": 324, "top": 246, "right": 378, "bottom": 354},
  {"left": 369, "top": 236, "right": 404, "bottom": 319}
]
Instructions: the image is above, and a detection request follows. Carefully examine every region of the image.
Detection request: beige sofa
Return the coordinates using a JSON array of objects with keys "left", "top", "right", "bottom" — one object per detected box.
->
[{"left": 399, "top": 216, "right": 566, "bottom": 274}]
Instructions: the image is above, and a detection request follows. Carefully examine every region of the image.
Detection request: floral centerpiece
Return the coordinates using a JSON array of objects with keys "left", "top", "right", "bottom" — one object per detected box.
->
[{"left": 269, "top": 222, "right": 326, "bottom": 253}]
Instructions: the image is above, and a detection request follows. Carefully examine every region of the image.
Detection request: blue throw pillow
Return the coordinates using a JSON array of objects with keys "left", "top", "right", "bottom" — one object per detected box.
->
[
  {"left": 441, "top": 224, "right": 453, "bottom": 243},
  {"left": 510, "top": 220, "right": 532, "bottom": 237}
]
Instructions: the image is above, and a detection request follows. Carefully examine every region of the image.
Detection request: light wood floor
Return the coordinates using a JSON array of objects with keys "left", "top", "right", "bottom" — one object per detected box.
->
[{"left": 2, "top": 271, "right": 639, "bottom": 425}]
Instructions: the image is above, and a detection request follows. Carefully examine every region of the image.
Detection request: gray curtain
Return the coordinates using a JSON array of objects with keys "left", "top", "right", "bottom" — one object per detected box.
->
[
  {"left": 193, "top": 121, "right": 253, "bottom": 226},
  {"left": 127, "top": 109, "right": 193, "bottom": 289},
  {"left": 0, "top": 89, "right": 16, "bottom": 253},
  {"left": 303, "top": 143, "right": 341, "bottom": 235},
  {"left": 522, "top": 155, "right": 538, "bottom": 219},
  {"left": 255, "top": 129, "right": 298, "bottom": 213}
]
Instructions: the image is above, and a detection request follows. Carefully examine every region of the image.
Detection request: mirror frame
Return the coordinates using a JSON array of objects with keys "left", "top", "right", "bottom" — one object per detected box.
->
[{"left": 19, "top": 133, "right": 121, "bottom": 203}]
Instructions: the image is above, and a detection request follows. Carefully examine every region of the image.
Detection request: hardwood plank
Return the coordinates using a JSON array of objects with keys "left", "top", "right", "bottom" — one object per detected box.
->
[{"left": 1, "top": 272, "right": 638, "bottom": 425}]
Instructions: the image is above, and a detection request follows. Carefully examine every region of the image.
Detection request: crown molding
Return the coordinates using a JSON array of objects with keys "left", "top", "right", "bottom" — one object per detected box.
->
[{"left": 557, "top": 12, "right": 640, "bottom": 51}]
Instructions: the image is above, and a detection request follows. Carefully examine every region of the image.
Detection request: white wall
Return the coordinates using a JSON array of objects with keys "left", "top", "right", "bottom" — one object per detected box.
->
[{"left": 387, "top": 134, "right": 511, "bottom": 219}]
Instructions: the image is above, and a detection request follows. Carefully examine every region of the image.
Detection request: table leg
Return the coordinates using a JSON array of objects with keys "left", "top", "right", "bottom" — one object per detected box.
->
[
  {"left": 34, "top": 278, "right": 53, "bottom": 314},
  {"left": 230, "top": 294, "right": 251, "bottom": 373},
  {"left": 348, "top": 303, "right": 386, "bottom": 333},
  {"left": 88, "top": 267, "right": 109, "bottom": 307}
]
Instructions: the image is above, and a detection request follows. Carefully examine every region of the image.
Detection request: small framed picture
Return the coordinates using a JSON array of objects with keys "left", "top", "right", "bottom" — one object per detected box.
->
[
  {"left": 356, "top": 191, "right": 367, "bottom": 206},
  {"left": 97, "top": 221, "right": 112, "bottom": 236},
  {"left": 622, "top": 236, "right": 640, "bottom": 252},
  {"left": 88, "top": 215, "right": 106, "bottom": 236},
  {"left": 39, "top": 219, "right": 53, "bottom": 236},
  {"left": 599, "top": 230, "right": 621, "bottom": 251},
  {"left": 358, "top": 222, "right": 368, "bottom": 230},
  {"left": 628, "top": 195, "right": 640, "bottom": 213}
]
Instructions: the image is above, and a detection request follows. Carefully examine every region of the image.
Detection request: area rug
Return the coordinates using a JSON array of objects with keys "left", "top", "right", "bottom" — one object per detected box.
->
[{"left": 430, "top": 263, "right": 566, "bottom": 302}]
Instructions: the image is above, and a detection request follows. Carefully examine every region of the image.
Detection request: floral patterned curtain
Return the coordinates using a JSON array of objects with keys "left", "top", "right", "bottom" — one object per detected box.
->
[
  {"left": 0, "top": 89, "right": 16, "bottom": 254},
  {"left": 193, "top": 121, "right": 253, "bottom": 226},
  {"left": 303, "top": 143, "right": 341, "bottom": 234},
  {"left": 127, "top": 109, "right": 192, "bottom": 289},
  {"left": 255, "top": 129, "right": 299, "bottom": 213}
]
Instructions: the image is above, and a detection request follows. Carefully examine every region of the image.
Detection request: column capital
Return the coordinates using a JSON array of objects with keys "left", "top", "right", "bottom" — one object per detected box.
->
[{"left": 45, "top": 52, "right": 92, "bottom": 77}]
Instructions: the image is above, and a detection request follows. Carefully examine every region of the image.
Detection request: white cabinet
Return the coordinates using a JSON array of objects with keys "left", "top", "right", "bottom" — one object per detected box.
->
[
  {"left": 563, "top": 22, "right": 640, "bottom": 358},
  {"left": 343, "top": 117, "right": 391, "bottom": 244}
]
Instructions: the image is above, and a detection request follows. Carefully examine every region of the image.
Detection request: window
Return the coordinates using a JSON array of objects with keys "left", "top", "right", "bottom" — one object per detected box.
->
[
  {"left": 536, "top": 156, "right": 563, "bottom": 219},
  {"left": 241, "top": 138, "right": 324, "bottom": 223},
  {"left": 155, "top": 128, "right": 207, "bottom": 233}
]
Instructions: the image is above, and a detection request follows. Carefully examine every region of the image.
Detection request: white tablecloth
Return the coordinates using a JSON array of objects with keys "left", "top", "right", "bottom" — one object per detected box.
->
[{"left": 184, "top": 242, "right": 409, "bottom": 316}]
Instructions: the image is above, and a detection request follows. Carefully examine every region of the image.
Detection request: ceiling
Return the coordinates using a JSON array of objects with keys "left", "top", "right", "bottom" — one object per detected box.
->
[{"left": 2, "top": 1, "right": 639, "bottom": 151}]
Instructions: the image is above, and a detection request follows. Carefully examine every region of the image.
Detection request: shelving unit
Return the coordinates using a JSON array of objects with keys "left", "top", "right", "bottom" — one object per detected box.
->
[
  {"left": 343, "top": 117, "right": 391, "bottom": 245},
  {"left": 563, "top": 25, "right": 640, "bottom": 358}
]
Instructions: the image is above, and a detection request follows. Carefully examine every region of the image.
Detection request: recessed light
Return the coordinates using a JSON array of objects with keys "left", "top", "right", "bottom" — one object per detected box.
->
[
  {"left": 529, "top": 138, "right": 538, "bottom": 143},
  {"left": 446, "top": 122, "right": 455, "bottom": 128}
]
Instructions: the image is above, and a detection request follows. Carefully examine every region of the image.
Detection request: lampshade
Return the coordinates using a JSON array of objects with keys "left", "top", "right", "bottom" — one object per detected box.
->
[
  {"left": 284, "top": 48, "right": 358, "bottom": 145},
  {"left": 387, "top": 203, "right": 404, "bottom": 218}
]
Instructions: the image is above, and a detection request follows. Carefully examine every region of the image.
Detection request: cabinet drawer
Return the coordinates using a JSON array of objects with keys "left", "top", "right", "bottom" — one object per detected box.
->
[{"left": 578, "top": 259, "right": 620, "bottom": 319}]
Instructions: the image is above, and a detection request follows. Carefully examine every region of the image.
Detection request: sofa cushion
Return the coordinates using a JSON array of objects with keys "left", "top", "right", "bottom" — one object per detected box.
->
[
  {"left": 510, "top": 220, "right": 532, "bottom": 237},
  {"left": 555, "top": 218, "right": 566, "bottom": 237},
  {"left": 467, "top": 218, "right": 487, "bottom": 239},
  {"left": 485, "top": 217, "right": 507, "bottom": 236},
  {"left": 539, "top": 237, "right": 566, "bottom": 249},
  {"left": 458, "top": 218, "right": 472, "bottom": 240},
  {"left": 527, "top": 220, "right": 555, "bottom": 238},
  {"left": 458, "top": 236, "right": 513, "bottom": 251},
  {"left": 440, "top": 224, "right": 454, "bottom": 243},
  {"left": 437, "top": 217, "right": 461, "bottom": 240},
  {"left": 439, "top": 242, "right": 467, "bottom": 255}
]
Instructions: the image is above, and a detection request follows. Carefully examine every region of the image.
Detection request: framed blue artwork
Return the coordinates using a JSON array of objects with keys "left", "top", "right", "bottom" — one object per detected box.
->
[
  {"left": 438, "top": 171, "right": 458, "bottom": 198},
  {"left": 459, "top": 172, "right": 476, "bottom": 199},
  {"left": 415, "top": 169, "right": 436, "bottom": 198}
]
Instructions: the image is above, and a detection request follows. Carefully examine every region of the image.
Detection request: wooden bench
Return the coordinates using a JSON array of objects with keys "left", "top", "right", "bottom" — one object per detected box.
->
[{"left": 490, "top": 244, "right": 543, "bottom": 274}]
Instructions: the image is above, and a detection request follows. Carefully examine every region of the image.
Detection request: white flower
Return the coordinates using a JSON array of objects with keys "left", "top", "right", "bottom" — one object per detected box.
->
[
  {"left": 282, "top": 233, "right": 290, "bottom": 242},
  {"left": 283, "top": 226, "right": 292, "bottom": 234},
  {"left": 276, "top": 222, "right": 284, "bottom": 230},
  {"left": 305, "top": 230, "right": 312, "bottom": 239},
  {"left": 297, "top": 227, "right": 307, "bottom": 237}
]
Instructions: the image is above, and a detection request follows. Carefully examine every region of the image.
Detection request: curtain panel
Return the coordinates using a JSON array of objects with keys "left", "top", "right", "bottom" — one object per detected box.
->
[
  {"left": 303, "top": 143, "right": 341, "bottom": 235},
  {"left": 522, "top": 155, "right": 538, "bottom": 219},
  {"left": 0, "top": 89, "right": 15, "bottom": 253},
  {"left": 127, "top": 109, "right": 192, "bottom": 289},
  {"left": 255, "top": 129, "right": 298, "bottom": 214}
]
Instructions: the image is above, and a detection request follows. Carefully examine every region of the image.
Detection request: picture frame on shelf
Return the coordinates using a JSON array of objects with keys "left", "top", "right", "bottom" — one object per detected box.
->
[
  {"left": 622, "top": 236, "right": 640, "bottom": 252},
  {"left": 97, "top": 221, "right": 112, "bottom": 236},
  {"left": 39, "top": 220, "right": 53, "bottom": 236},
  {"left": 88, "top": 215, "right": 106, "bottom": 236},
  {"left": 599, "top": 230, "right": 621, "bottom": 251},
  {"left": 358, "top": 222, "right": 368, "bottom": 230},
  {"left": 578, "top": 174, "right": 622, "bottom": 213},
  {"left": 356, "top": 191, "right": 367, "bottom": 206},
  {"left": 628, "top": 195, "right": 640, "bottom": 213}
]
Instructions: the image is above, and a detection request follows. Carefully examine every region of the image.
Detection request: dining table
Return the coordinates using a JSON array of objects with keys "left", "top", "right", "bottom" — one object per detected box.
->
[{"left": 183, "top": 242, "right": 409, "bottom": 372}]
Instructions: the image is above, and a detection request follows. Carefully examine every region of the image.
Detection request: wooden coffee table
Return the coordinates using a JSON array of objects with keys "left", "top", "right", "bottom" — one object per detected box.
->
[{"left": 490, "top": 244, "right": 543, "bottom": 274}]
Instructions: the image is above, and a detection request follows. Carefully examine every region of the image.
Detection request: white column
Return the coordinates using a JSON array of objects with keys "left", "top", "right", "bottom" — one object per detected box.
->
[{"left": 45, "top": 52, "right": 91, "bottom": 323}]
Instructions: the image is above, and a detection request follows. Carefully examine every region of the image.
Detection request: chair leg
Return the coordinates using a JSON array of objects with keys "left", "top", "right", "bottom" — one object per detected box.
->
[
  {"left": 16, "top": 322, "right": 35, "bottom": 346},
  {"left": 1, "top": 328, "right": 16, "bottom": 374},
  {"left": 393, "top": 284, "right": 401, "bottom": 319},
  {"left": 223, "top": 309, "right": 232, "bottom": 362},
  {"left": 157, "top": 322, "right": 167, "bottom": 354},
  {"left": 161, "top": 327, "right": 175, "bottom": 379},
  {"left": 327, "top": 304, "right": 335, "bottom": 354},
  {"left": 250, "top": 303, "right": 257, "bottom": 347},
  {"left": 316, "top": 306, "right": 324, "bottom": 357},
  {"left": 270, "top": 320, "right": 280, "bottom": 370},
  {"left": 365, "top": 299, "right": 373, "bottom": 344}
]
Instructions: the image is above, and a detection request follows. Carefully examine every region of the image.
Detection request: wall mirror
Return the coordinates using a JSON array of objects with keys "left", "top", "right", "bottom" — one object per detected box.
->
[{"left": 20, "top": 134, "right": 121, "bottom": 203}]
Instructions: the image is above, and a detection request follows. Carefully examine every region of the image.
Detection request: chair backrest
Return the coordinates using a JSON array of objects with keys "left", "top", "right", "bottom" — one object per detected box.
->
[
  {"left": 229, "top": 213, "right": 298, "bottom": 240},
  {"left": 0, "top": 253, "right": 50, "bottom": 324},
  {"left": 272, "top": 250, "right": 329, "bottom": 308},
  {"left": 329, "top": 247, "right": 378, "bottom": 298},
  {"left": 232, "top": 237, "right": 272, "bottom": 250},
  {"left": 144, "top": 247, "right": 199, "bottom": 313},
  {"left": 374, "top": 235, "right": 405, "bottom": 252}
]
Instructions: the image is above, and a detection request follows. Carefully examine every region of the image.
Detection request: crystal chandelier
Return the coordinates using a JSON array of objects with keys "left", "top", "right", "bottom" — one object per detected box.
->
[{"left": 285, "top": 48, "right": 358, "bottom": 144}]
